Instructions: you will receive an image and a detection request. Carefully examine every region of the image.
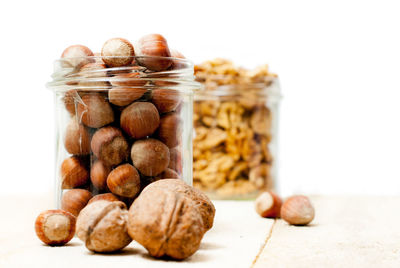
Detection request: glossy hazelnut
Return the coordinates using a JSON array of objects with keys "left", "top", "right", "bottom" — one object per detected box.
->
[
  {"left": 35, "top": 210, "right": 76, "bottom": 246},
  {"left": 64, "top": 118, "right": 91, "bottom": 155},
  {"left": 120, "top": 102, "right": 160, "bottom": 139},
  {"left": 61, "top": 156, "right": 89, "bottom": 189},
  {"left": 63, "top": 89, "right": 78, "bottom": 115},
  {"left": 79, "top": 62, "right": 107, "bottom": 78},
  {"left": 169, "top": 147, "right": 182, "bottom": 174},
  {"left": 90, "top": 160, "right": 111, "bottom": 190},
  {"left": 135, "top": 34, "right": 172, "bottom": 71},
  {"left": 61, "top": 189, "right": 92, "bottom": 217},
  {"left": 77, "top": 93, "right": 114, "bottom": 128},
  {"left": 157, "top": 112, "right": 182, "bottom": 148},
  {"left": 156, "top": 168, "right": 180, "bottom": 180},
  {"left": 131, "top": 138, "right": 170, "bottom": 176},
  {"left": 254, "top": 191, "right": 282, "bottom": 218},
  {"left": 151, "top": 89, "right": 181, "bottom": 114},
  {"left": 109, "top": 87, "right": 147, "bottom": 106},
  {"left": 61, "top": 45, "right": 94, "bottom": 69},
  {"left": 281, "top": 195, "right": 315, "bottom": 226},
  {"left": 101, "top": 38, "right": 134, "bottom": 67},
  {"left": 91, "top": 126, "right": 129, "bottom": 166},
  {"left": 76, "top": 201, "right": 132, "bottom": 252},
  {"left": 88, "top": 193, "right": 120, "bottom": 205},
  {"left": 107, "top": 164, "right": 141, "bottom": 198}
]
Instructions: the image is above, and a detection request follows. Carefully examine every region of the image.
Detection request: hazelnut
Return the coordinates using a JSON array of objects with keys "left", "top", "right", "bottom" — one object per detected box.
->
[
  {"left": 109, "top": 72, "right": 147, "bottom": 87},
  {"left": 143, "top": 179, "right": 215, "bottom": 231},
  {"left": 107, "top": 164, "right": 141, "bottom": 198},
  {"left": 61, "top": 45, "right": 94, "bottom": 69},
  {"left": 151, "top": 89, "right": 181, "bottom": 114},
  {"left": 61, "top": 156, "right": 89, "bottom": 189},
  {"left": 131, "top": 138, "right": 169, "bottom": 176},
  {"left": 76, "top": 201, "right": 132, "bottom": 252},
  {"left": 156, "top": 168, "right": 180, "bottom": 180},
  {"left": 101, "top": 38, "right": 134, "bottom": 67},
  {"left": 91, "top": 126, "right": 129, "bottom": 166},
  {"left": 168, "top": 147, "right": 182, "bottom": 174},
  {"left": 127, "top": 187, "right": 204, "bottom": 259},
  {"left": 135, "top": 34, "right": 172, "bottom": 71},
  {"left": 281, "top": 195, "right": 315, "bottom": 226},
  {"left": 90, "top": 160, "right": 111, "bottom": 190},
  {"left": 254, "top": 191, "right": 282, "bottom": 218},
  {"left": 64, "top": 118, "right": 90, "bottom": 155},
  {"left": 109, "top": 87, "right": 147, "bottom": 106},
  {"left": 63, "top": 89, "right": 78, "bottom": 115},
  {"left": 157, "top": 112, "right": 182, "bottom": 148},
  {"left": 88, "top": 193, "right": 120, "bottom": 205},
  {"left": 61, "top": 189, "right": 92, "bottom": 217},
  {"left": 77, "top": 93, "right": 114, "bottom": 128},
  {"left": 35, "top": 210, "right": 76, "bottom": 246},
  {"left": 170, "top": 49, "right": 185, "bottom": 70},
  {"left": 120, "top": 102, "right": 160, "bottom": 139},
  {"left": 79, "top": 62, "right": 107, "bottom": 78}
]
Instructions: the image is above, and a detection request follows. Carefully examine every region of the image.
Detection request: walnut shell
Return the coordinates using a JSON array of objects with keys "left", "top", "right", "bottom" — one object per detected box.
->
[
  {"left": 76, "top": 201, "right": 132, "bottom": 252},
  {"left": 142, "top": 179, "right": 215, "bottom": 231},
  {"left": 127, "top": 188, "right": 204, "bottom": 260}
]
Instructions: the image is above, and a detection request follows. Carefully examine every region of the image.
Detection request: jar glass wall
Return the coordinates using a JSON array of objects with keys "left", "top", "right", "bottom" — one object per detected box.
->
[{"left": 47, "top": 56, "right": 199, "bottom": 212}]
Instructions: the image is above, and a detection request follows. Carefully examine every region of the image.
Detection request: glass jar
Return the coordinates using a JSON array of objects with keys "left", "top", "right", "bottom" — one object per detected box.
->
[
  {"left": 193, "top": 59, "right": 281, "bottom": 199},
  {"left": 47, "top": 56, "right": 200, "bottom": 213}
]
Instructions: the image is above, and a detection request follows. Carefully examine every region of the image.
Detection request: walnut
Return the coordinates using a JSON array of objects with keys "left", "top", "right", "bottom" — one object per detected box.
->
[
  {"left": 76, "top": 201, "right": 131, "bottom": 253},
  {"left": 142, "top": 179, "right": 215, "bottom": 231},
  {"left": 128, "top": 187, "right": 205, "bottom": 260}
]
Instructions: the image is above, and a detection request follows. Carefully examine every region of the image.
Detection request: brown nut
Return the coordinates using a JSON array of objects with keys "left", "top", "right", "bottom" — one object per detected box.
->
[
  {"left": 143, "top": 179, "right": 215, "bottom": 231},
  {"left": 61, "top": 156, "right": 89, "bottom": 189},
  {"left": 90, "top": 160, "right": 111, "bottom": 190},
  {"left": 64, "top": 118, "right": 90, "bottom": 155},
  {"left": 120, "top": 102, "right": 160, "bottom": 139},
  {"left": 131, "top": 138, "right": 169, "bottom": 176},
  {"left": 63, "top": 89, "right": 79, "bottom": 115},
  {"left": 170, "top": 49, "right": 185, "bottom": 69},
  {"left": 127, "top": 187, "right": 204, "bottom": 260},
  {"left": 79, "top": 62, "right": 107, "bottom": 78},
  {"left": 88, "top": 193, "right": 120, "bottom": 205},
  {"left": 151, "top": 89, "right": 181, "bottom": 114},
  {"left": 169, "top": 147, "right": 182, "bottom": 174},
  {"left": 254, "top": 191, "right": 282, "bottom": 218},
  {"left": 281, "top": 195, "right": 315, "bottom": 226},
  {"left": 61, "top": 189, "right": 92, "bottom": 217},
  {"left": 91, "top": 126, "right": 129, "bottom": 166},
  {"left": 77, "top": 93, "right": 114, "bottom": 128},
  {"left": 156, "top": 168, "right": 180, "bottom": 180},
  {"left": 109, "top": 72, "right": 147, "bottom": 87},
  {"left": 109, "top": 87, "right": 147, "bottom": 106},
  {"left": 76, "top": 201, "right": 132, "bottom": 252},
  {"left": 135, "top": 34, "right": 172, "bottom": 71},
  {"left": 35, "top": 210, "right": 76, "bottom": 246},
  {"left": 157, "top": 112, "right": 182, "bottom": 148},
  {"left": 101, "top": 38, "right": 134, "bottom": 67},
  {"left": 107, "top": 164, "right": 141, "bottom": 198},
  {"left": 61, "top": 45, "right": 94, "bottom": 69}
]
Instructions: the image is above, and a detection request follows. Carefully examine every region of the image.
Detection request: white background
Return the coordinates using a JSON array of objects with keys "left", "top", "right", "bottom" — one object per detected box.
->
[{"left": 0, "top": 0, "right": 399, "bottom": 196}]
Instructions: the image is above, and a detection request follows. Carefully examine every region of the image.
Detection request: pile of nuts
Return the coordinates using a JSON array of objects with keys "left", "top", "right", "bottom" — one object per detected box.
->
[
  {"left": 36, "top": 179, "right": 215, "bottom": 260},
  {"left": 55, "top": 34, "right": 188, "bottom": 217},
  {"left": 254, "top": 191, "right": 315, "bottom": 226},
  {"left": 193, "top": 59, "right": 279, "bottom": 198}
]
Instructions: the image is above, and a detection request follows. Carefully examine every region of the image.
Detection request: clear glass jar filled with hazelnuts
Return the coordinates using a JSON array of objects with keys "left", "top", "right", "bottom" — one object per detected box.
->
[
  {"left": 193, "top": 59, "right": 282, "bottom": 200},
  {"left": 46, "top": 35, "right": 201, "bottom": 215}
]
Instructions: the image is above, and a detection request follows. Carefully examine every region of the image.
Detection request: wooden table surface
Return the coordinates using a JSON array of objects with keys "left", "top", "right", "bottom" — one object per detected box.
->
[{"left": 1, "top": 195, "right": 399, "bottom": 267}]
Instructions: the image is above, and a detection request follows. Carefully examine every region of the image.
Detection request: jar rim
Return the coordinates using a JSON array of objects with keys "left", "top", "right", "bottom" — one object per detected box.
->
[{"left": 46, "top": 56, "right": 202, "bottom": 93}]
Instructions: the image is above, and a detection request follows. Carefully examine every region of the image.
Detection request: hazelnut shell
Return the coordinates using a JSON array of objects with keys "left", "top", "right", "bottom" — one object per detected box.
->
[
  {"left": 135, "top": 34, "right": 172, "bottom": 71},
  {"left": 107, "top": 164, "right": 141, "bottom": 198},
  {"left": 64, "top": 118, "right": 91, "bottom": 155},
  {"left": 77, "top": 93, "right": 114, "bottom": 128},
  {"left": 281, "top": 195, "right": 315, "bottom": 226},
  {"left": 131, "top": 138, "right": 169, "bottom": 176},
  {"left": 254, "top": 191, "right": 282, "bottom": 218},
  {"left": 61, "top": 189, "right": 92, "bottom": 217},
  {"left": 90, "top": 160, "right": 111, "bottom": 190},
  {"left": 151, "top": 89, "right": 181, "bottom": 114},
  {"left": 101, "top": 38, "right": 135, "bottom": 67},
  {"left": 157, "top": 112, "right": 182, "bottom": 148},
  {"left": 61, "top": 156, "right": 89, "bottom": 189}
]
